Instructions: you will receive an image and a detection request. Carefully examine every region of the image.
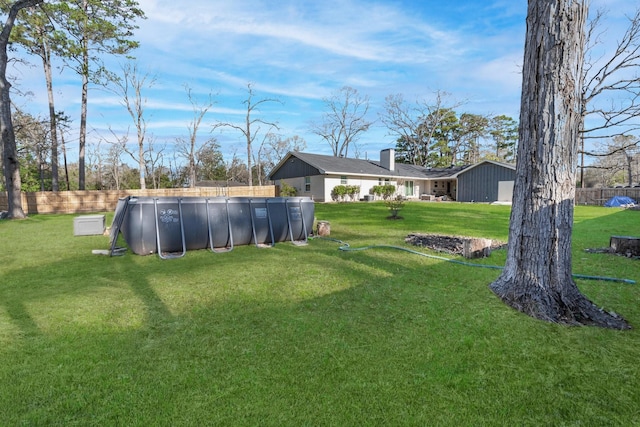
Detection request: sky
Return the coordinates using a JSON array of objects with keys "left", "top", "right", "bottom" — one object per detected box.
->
[{"left": 9, "top": 0, "right": 639, "bottom": 166}]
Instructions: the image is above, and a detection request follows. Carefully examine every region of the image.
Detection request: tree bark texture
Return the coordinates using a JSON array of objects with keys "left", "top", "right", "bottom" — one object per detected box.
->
[
  {"left": 489, "top": 0, "right": 629, "bottom": 329},
  {"left": 78, "top": 41, "right": 88, "bottom": 190},
  {"left": 43, "top": 39, "right": 59, "bottom": 191},
  {"left": 1, "top": 0, "right": 43, "bottom": 218}
]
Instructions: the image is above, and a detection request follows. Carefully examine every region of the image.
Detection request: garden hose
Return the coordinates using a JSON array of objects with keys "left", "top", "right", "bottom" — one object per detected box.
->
[{"left": 310, "top": 236, "right": 636, "bottom": 285}]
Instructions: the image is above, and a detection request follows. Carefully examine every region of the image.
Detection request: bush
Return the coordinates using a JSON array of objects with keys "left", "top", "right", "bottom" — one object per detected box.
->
[
  {"left": 331, "top": 185, "right": 361, "bottom": 202},
  {"left": 331, "top": 185, "right": 347, "bottom": 202},
  {"left": 346, "top": 185, "right": 360, "bottom": 202},
  {"left": 279, "top": 182, "right": 297, "bottom": 197},
  {"left": 385, "top": 195, "right": 405, "bottom": 219},
  {"left": 371, "top": 184, "right": 396, "bottom": 200}
]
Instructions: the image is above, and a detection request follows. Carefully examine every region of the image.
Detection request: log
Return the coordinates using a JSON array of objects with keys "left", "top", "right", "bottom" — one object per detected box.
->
[
  {"left": 463, "top": 238, "right": 492, "bottom": 259},
  {"left": 610, "top": 235, "right": 640, "bottom": 257}
]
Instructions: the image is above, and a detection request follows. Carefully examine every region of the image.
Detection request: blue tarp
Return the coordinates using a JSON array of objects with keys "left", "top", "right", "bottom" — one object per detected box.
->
[{"left": 604, "top": 195, "right": 636, "bottom": 207}]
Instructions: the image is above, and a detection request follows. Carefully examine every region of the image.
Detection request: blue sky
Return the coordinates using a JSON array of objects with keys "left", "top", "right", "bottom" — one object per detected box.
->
[{"left": 11, "top": 0, "right": 638, "bottom": 165}]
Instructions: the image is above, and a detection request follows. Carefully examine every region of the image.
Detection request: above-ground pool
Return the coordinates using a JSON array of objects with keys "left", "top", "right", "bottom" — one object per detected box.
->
[{"left": 109, "top": 196, "right": 315, "bottom": 258}]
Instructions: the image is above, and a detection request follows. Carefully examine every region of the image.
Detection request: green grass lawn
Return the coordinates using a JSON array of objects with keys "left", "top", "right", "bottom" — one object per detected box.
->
[{"left": 1, "top": 201, "right": 639, "bottom": 425}]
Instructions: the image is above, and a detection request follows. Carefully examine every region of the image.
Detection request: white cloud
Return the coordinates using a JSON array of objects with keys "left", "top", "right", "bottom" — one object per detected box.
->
[{"left": 11, "top": 0, "right": 640, "bottom": 165}]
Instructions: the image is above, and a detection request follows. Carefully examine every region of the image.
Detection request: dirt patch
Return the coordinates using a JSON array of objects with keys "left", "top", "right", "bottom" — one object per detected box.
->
[{"left": 405, "top": 233, "right": 507, "bottom": 255}]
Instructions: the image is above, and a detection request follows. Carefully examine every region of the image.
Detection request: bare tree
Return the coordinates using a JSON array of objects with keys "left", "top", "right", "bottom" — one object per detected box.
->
[
  {"left": 110, "top": 61, "right": 155, "bottom": 189},
  {"left": 380, "top": 93, "right": 423, "bottom": 164},
  {"left": 144, "top": 135, "right": 165, "bottom": 189},
  {"left": 105, "top": 140, "right": 124, "bottom": 190},
  {"left": 213, "top": 83, "right": 281, "bottom": 186},
  {"left": 101, "top": 129, "right": 128, "bottom": 190},
  {"left": 176, "top": 85, "right": 215, "bottom": 188},
  {"left": 265, "top": 134, "right": 306, "bottom": 168},
  {"left": 586, "top": 135, "right": 639, "bottom": 186},
  {"left": 224, "top": 149, "right": 249, "bottom": 184},
  {"left": 253, "top": 133, "right": 307, "bottom": 185},
  {"left": 489, "top": 0, "right": 629, "bottom": 329},
  {"left": 1, "top": 0, "right": 43, "bottom": 218},
  {"left": 579, "top": 7, "right": 640, "bottom": 186},
  {"left": 380, "top": 91, "right": 465, "bottom": 166},
  {"left": 311, "top": 86, "right": 372, "bottom": 158},
  {"left": 252, "top": 132, "right": 276, "bottom": 186}
]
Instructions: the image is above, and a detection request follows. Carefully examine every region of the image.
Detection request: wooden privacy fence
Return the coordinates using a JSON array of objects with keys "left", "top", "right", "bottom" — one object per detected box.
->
[
  {"left": 575, "top": 188, "right": 640, "bottom": 206},
  {"left": 2, "top": 186, "right": 637, "bottom": 213},
  {"left": 0, "top": 186, "right": 277, "bottom": 215}
]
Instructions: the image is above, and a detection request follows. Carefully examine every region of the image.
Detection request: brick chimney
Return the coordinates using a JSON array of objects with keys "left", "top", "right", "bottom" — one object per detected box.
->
[{"left": 380, "top": 148, "right": 395, "bottom": 171}]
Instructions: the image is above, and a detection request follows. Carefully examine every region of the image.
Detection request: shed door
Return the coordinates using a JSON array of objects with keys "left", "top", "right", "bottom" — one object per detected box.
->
[{"left": 498, "top": 181, "right": 514, "bottom": 202}]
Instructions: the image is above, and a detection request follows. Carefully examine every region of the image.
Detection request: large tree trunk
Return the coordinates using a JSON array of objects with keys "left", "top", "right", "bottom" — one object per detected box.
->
[
  {"left": 43, "top": 38, "right": 59, "bottom": 191},
  {"left": 1, "top": 0, "right": 43, "bottom": 218},
  {"left": 246, "top": 117, "right": 253, "bottom": 187},
  {"left": 0, "top": 75, "right": 24, "bottom": 218},
  {"left": 77, "top": 0, "right": 89, "bottom": 190},
  {"left": 138, "top": 130, "right": 145, "bottom": 190},
  {"left": 78, "top": 48, "right": 88, "bottom": 190},
  {"left": 489, "top": 0, "right": 629, "bottom": 329}
]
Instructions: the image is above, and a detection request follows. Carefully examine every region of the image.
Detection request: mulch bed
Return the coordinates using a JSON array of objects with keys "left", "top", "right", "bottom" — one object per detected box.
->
[{"left": 584, "top": 247, "right": 640, "bottom": 259}]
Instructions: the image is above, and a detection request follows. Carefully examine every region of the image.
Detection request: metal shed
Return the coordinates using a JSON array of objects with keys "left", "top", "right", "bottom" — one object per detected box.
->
[{"left": 456, "top": 161, "right": 516, "bottom": 203}]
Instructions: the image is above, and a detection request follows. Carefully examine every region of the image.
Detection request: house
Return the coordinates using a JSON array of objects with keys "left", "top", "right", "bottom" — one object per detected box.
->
[{"left": 268, "top": 149, "right": 516, "bottom": 203}]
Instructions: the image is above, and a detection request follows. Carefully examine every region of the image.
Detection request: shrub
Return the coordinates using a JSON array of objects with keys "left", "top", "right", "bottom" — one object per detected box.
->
[
  {"left": 332, "top": 185, "right": 361, "bottom": 202},
  {"left": 372, "top": 184, "right": 396, "bottom": 200},
  {"left": 279, "top": 182, "right": 297, "bottom": 197},
  {"left": 346, "top": 185, "right": 360, "bottom": 202},
  {"left": 331, "top": 185, "right": 347, "bottom": 202},
  {"left": 385, "top": 195, "right": 405, "bottom": 219}
]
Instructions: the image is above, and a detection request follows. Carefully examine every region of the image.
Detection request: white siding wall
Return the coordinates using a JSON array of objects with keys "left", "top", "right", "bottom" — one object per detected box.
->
[
  {"left": 277, "top": 176, "right": 432, "bottom": 201},
  {"left": 323, "top": 176, "right": 342, "bottom": 201},
  {"left": 311, "top": 175, "right": 325, "bottom": 201}
]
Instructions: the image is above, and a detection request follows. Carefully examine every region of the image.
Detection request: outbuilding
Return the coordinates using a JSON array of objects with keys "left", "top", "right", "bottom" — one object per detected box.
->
[{"left": 454, "top": 160, "right": 516, "bottom": 203}]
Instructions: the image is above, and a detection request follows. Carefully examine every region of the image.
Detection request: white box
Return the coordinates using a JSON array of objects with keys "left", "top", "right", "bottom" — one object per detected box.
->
[{"left": 74, "top": 214, "right": 105, "bottom": 236}]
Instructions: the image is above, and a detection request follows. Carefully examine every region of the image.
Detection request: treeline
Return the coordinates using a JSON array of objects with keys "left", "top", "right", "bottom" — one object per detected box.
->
[
  {"left": 382, "top": 95, "right": 519, "bottom": 167},
  {"left": 10, "top": 106, "right": 306, "bottom": 192}
]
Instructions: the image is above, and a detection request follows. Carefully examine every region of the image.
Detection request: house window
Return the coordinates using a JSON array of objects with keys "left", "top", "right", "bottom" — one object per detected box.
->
[
  {"left": 405, "top": 181, "right": 414, "bottom": 197},
  {"left": 341, "top": 175, "right": 348, "bottom": 184},
  {"left": 304, "top": 176, "right": 311, "bottom": 192}
]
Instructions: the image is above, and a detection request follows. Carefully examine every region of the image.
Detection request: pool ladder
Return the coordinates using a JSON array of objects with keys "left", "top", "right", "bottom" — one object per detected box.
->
[
  {"left": 154, "top": 198, "right": 187, "bottom": 259},
  {"left": 285, "top": 198, "right": 308, "bottom": 246},
  {"left": 206, "top": 198, "right": 234, "bottom": 253}
]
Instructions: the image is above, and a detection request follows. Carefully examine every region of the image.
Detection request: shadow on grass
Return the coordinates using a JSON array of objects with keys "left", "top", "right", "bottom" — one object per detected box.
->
[
  {"left": 1, "top": 244, "right": 639, "bottom": 426},
  {"left": 0, "top": 209, "right": 639, "bottom": 424},
  {"left": 0, "top": 249, "right": 175, "bottom": 338}
]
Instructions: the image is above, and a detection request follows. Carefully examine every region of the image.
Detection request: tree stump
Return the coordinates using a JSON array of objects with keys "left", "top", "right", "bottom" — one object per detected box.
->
[
  {"left": 463, "top": 238, "right": 492, "bottom": 259},
  {"left": 610, "top": 235, "right": 640, "bottom": 257},
  {"left": 317, "top": 221, "right": 330, "bottom": 237}
]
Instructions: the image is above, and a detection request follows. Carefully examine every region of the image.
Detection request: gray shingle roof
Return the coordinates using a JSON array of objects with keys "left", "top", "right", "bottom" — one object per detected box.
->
[{"left": 288, "top": 152, "right": 470, "bottom": 179}]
